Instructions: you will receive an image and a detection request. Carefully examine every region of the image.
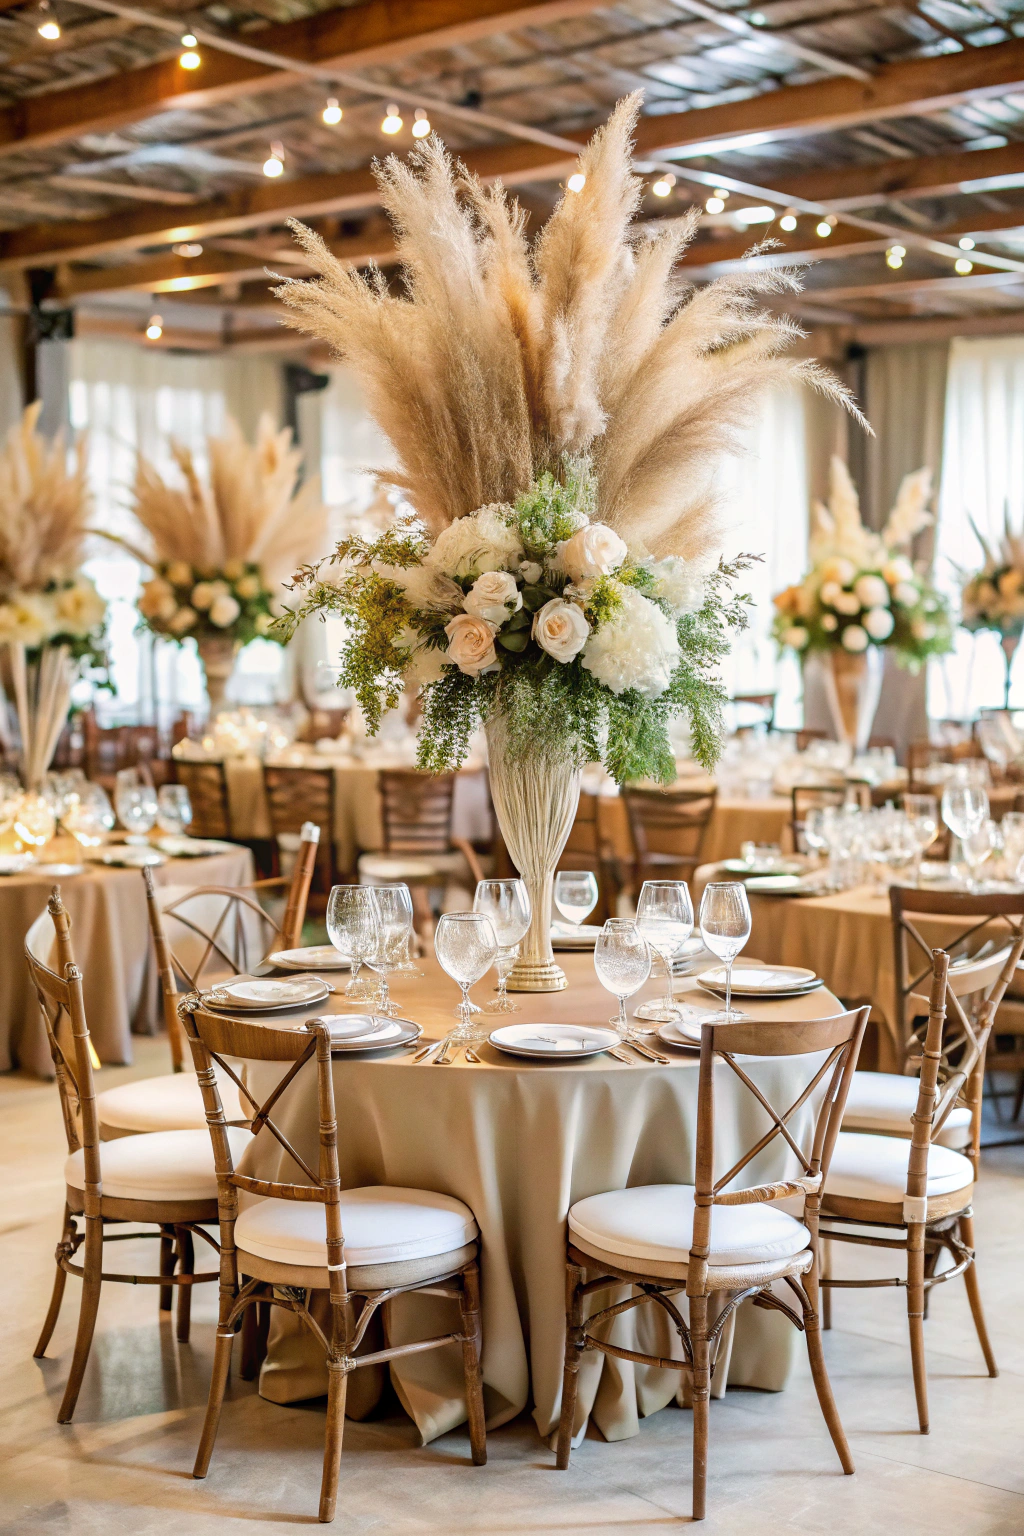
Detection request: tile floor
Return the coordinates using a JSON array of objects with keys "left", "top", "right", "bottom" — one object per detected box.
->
[{"left": 2, "top": 1040, "right": 1023, "bottom": 1535}]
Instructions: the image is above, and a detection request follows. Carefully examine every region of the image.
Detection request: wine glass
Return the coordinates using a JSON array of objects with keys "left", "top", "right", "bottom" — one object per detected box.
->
[
  {"left": 960, "top": 821, "right": 995, "bottom": 891},
  {"left": 594, "top": 918, "right": 651, "bottom": 1036},
  {"left": 0, "top": 773, "right": 22, "bottom": 837},
  {"left": 902, "top": 793, "right": 939, "bottom": 883},
  {"left": 1001, "top": 811, "right": 1024, "bottom": 878},
  {"left": 434, "top": 911, "right": 499, "bottom": 1039},
  {"left": 941, "top": 784, "right": 989, "bottom": 851},
  {"left": 698, "top": 882, "right": 752, "bottom": 1023},
  {"left": 363, "top": 884, "right": 413, "bottom": 1017},
  {"left": 62, "top": 783, "right": 115, "bottom": 848},
  {"left": 802, "top": 808, "right": 829, "bottom": 862},
  {"left": 115, "top": 768, "right": 158, "bottom": 843},
  {"left": 156, "top": 784, "right": 193, "bottom": 836},
  {"left": 13, "top": 791, "right": 56, "bottom": 852},
  {"left": 473, "top": 878, "right": 531, "bottom": 1012},
  {"left": 633, "top": 880, "right": 695, "bottom": 1028},
  {"left": 326, "top": 884, "right": 378, "bottom": 999},
  {"left": 553, "top": 870, "right": 598, "bottom": 931}
]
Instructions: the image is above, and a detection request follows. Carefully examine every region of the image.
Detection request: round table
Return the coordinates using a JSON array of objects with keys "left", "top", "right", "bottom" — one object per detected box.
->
[
  {"left": 3, "top": 836, "right": 255, "bottom": 1076},
  {"left": 236, "top": 952, "right": 844, "bottom": 1448}
]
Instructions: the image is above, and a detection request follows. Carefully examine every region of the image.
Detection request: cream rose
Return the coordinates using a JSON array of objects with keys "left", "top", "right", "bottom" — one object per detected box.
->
[
  {"left": 892, "top": 581, "right": 919, "bottom": 607},
  {"left": 819, "top": 581, "right": 842, "bottom": 608},
  {"left": 191, "top": 582, "right": 215, "bottom": 611},
  {"left": 882, "top": 557, "right": 914, "bottom": 586},
  {"left": 444, "top": 613, "right": 499, "bottom": 675},
  {"left": 555, "top": 523, "right": 627, "bottom": 582},
  {"left": 138, "top": 578, "right": 176, "bottom": 623},
  {"left": 821, "top": 557, "right": 857, "bottom": 586},
  {"left": 841, "top": 624, "right": 869, "bottom": 652},
  {"left": 222, "top": 558, "right": 246, "bottom": 581},
  {"left": 210, "top": 593, "right": 241, "bottom": 628},
  {"left": 863, "top": 607, "right": 894, "bottom": 640},
  {"left": 854, "top": 574, "right": 889, "bottom": 609},
  {"left": 783, "top": 625, "right": 809, "bottom": 649},
  {"left": 833, "top": 589, "right": 861, "bottom": 616},
  {"left": 168, "top": 605, "right": 197, "bottom": 636},
  {"left": 166, "top": 560, "right": 193, "bottom": 588},
  {"left": 234, "top": 573, "right": 261, "bottom": 600},
  {"left": 821, "top": 613, "right": 838, "bottom": 632},
  {"left": 519, "top": 559, "right": 543, "bottom": 584},
  {"left": 532, "top": 598, "right": 590, "bottom": 663},
  {"left": 464, "top": 570, "right": 522, "bottom": 626},
  {"left": 0, "top": 595, "right": 52, "bottom": 647}
]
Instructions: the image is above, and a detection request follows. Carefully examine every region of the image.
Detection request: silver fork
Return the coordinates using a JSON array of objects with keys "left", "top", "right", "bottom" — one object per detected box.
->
[{"left": 625, "top": 1037, "right": 671, "bottom": 1065}]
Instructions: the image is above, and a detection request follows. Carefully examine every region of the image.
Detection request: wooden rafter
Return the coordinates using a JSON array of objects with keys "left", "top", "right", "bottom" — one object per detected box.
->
[{"left": 768, "top": 139, "right": 1024, "bottom": 212}]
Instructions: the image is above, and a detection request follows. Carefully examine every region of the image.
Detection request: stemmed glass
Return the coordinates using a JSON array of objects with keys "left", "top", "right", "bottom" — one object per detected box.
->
[
  {"left": 326, "top": 884, "right": 379, "bottom": 998},
  {"left": 594, "top": 918, "right": 651, "bottom": 1037},
  {"left": 553, "top": 870, "right": 598, "bottom": 932},
  {"left": 473, "top": 878, "right": 531, "bottom": 1012},
  {"left": 632, "top": 880, "right": 695, "bottom": 1028},
  {"left": 62, "top": 783, "right": 115, "bottom": 848},
  {"left": 156, "top": 784, "right": 193, "bottom": 836},
  {"left": 698, "top": 882, "right": 752, "bottom": 1023},
  {"left": 434, "top": 912, "right": 499, "bottom": 1040},
  {"left": 803, "top": 808, "right": 829, "bottom": 863},
  {"left": 115, "top": 768, "right": 158, "bottom": 843},
  {"left": 941, "top": 784, "right": 990, "bottom": 891},
  {"left": 363, "top": 884, "right": 413, "bottom": 1017},
  {"left": 902, "top": 793, "right": 939, "bottom": 883}
]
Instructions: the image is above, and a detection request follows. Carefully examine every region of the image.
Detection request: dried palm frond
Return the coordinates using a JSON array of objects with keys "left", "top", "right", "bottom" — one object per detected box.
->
[
  {"left": 127, "top": 414, "right": 328, "bottom": 587},
  {"left": 882, "top": 466, "right": 933, "bottom": 549},
  {"left": 275, "top": 94, "right": 864, "bottom": 565},
  {"left": 0, "top": 402, "right": 92, "bottom": 597}
]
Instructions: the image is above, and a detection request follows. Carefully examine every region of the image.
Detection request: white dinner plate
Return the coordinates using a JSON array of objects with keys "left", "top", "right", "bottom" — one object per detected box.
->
[
  {"left": 35, "top": 862, "right": 85, "bottom": 877},
  {"left": 701, "top": 964, "right": 817, "bottom": 993},
  {"left": 488, "top": 1022, "right": 620, "bottom": 1059},
  {"left": 205, "top": 975, "right": 330, "bottom": 1011},
  {"left": 156, "top": 836, "right": 237, "bottom": 858},
  {"left": 550, "top": 923, "right": 603, "bottom": 951},
  {"left": 0, "top": 854, "right": 31, "bottom": 875},
  {"left": 318, "top": 1015, "right": 421, "bottom": 1051},
  {"left": 742, "top": 874, "right": 816, "bottom": 895},
  {"left": 267, "top": 945, "right": 352, "bottom": 972},
  {"left": 657, "top": 1017, "right": 708, "bottom": 1048},
  {"left": 721, "top": 858, "right": 804, "bottom": 877},
  {"left": 85, "top": 847, "right": 166, "bottom": 868}
]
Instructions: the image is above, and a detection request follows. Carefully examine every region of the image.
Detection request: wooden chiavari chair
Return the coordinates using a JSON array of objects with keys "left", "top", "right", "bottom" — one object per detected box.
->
[
  {"left": 359, "top": 769, "right": 485, "bottom": 936},
  {"left": 178, "top": 997, "right": 486, "bottom": 1523},
  {"left": 27, "top": 890, "right": 233, "bottom": 1421},
  {"left": 263, "top": 762, "right": 339, "bottom": 891},
  {"left": 174, "top": 759, "right": 232, "bottom": 839},
  {"left": 621, "top": 785, "right": 716, "bottom": 888},
  {"left": 555, "top": 1004, "right": 868, "bottom": 1519},
  {"left": 821, "top": 938, "right": 1022, "bottom": 1431},
  {"left": 93, "top": 827, "right": 320, "bottom": 1141}
]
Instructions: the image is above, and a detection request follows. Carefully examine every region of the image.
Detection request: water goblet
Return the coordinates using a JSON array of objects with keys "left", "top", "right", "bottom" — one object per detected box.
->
[
  {"left": 363, "top": 883, "right": 413, "bottom": 1017},
  {"left": 941, "top": 783, "right": 989, "bottom": 841},
  {"left": 473, "top": 878, "right": 531, "bottom": 1013},
  {"left": 902, "top": 793, "right": 939, "bottom": 883},
  {"left": 594, "top": 918, "right": 651, "bottom": 1037},
  {"left": 553, "top": 870, "right": 598, "bottom": 931},
  {"left": 326, "top": 884, "right": 379, "bottom": 999},
  {"left": 960, "top": 821, "right": 995, "bottom": 892},
  {"left": 633, "top": 880, "right": 695, "bottom": 1028},
  {"left": 156, "top": 784, "right": 193, "bottom": 836},
  {"left": 115, "top": 768, "right": 158, "bottom": 843},
  {"left": 62, "top": 783, "right": 115, "bottom": 848},
  {"left": 698, "top": 882, "right": 752, "bottom": 1023},
  {"left": 434, "top": 911, "right": 499, "bottom": 1040}
]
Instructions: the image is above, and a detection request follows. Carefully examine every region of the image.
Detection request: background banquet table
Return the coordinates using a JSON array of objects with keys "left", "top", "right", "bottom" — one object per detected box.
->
[
  {"left": 236, "top": 953, "right": 845, "bottom": 1449},
  {"left": 4, "top": 837, "right": 254, "bottom": 1077},
  {"left": 594, "top": 785, "right": 795, "bottom": 865}
]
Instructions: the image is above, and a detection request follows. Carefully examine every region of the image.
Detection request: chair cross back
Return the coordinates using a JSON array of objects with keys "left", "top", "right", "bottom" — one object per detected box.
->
[
  {"left": 25, "top": 890, "right": 96, "bottom": 1165},
  {"left": 172, "top": 761, "right": 231, "bottom": 839},
  {"left": 379, "top": 769, "right": 456, "bottom": 854},
  {"left": 622, "top": 786, "right": 716, "bottom": 884}
]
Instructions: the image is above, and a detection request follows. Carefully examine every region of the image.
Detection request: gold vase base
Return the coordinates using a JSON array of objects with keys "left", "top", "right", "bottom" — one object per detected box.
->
[{"left": 506, "top": 958, "right": 568, "bottom": 993}]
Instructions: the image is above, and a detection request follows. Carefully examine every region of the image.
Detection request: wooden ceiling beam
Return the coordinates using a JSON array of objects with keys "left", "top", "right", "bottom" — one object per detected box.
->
[
  {"left": 790, "top": 269, "right": 1024, "bottom": 302},
  {"left": 55, "top": 231, "right": 394, "bottom": 295},
  {"left": 765, "top": 139, "right": 1024, "bottom": 211}
]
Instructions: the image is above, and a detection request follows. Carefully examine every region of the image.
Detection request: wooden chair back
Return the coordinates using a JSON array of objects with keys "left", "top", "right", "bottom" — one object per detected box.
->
[
  {"left": 622, "top": 787, "right": 716, "bottom": 885},
  {"left": 298, "top": 708, "right": 350, "bottom": 743},
  {"left": 687, "top": 1006, "right": 869, "bottom": 1295},
  {"left": 24, "top": 890, "right": 100, "bottom": 1172},
  {"left": 175, "top": 761, "right": 232, "bottom": 839},
  {"left": 263, "top": 764, "right": 336, "bottom": 885},
  {"left": 732, "top": 692, "right": 775, "bottom": 730},
  {"left": 795, "top": 728, "right": 827, "bottom": 751},
  {"left": 83, "top": 711, "right": 168, "bottom": 789},
  {"left": 378, "top": 769, "right": 455, "bottom": 855}
]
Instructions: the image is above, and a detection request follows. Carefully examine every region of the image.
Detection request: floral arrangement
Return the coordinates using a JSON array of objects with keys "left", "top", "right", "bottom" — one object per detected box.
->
[
  {"left": 773, "top": 456, "right": 952, "bottom": 672},
  {"left": 273, "top": 94, "right": 859, "bottom": 779},
  {"left": 115, "top": 413, "right": 327, "bottom": 648},
  {"left": 958, "top": 509, "right": 1024, "bottom": 643}
]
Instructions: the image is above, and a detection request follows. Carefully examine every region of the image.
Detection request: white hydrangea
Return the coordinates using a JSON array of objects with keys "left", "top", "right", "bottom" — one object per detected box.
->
[
  {"left": 581, "top": 583, "right": 680, "bottom": 698},
  {"left": 375, "top": 562, "right": 463, "bottom": 612},
  {"left": 646, "top": 555, "right": 705, "bottom": 616},
  {"left": 425, "top": 506, "right": 522, "bottom": 580}
]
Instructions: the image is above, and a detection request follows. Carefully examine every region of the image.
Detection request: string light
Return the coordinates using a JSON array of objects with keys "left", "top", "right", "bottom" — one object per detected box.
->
[
  {"left": 886, "top": 245, "right": 905, "bottom": 269},
  {"left": 713, "top": 188, "right": 730, "bottom": 202},
  {"left": 748, "top": 10, "right": 767, "bottom": 22},
  {"left": 172, "top": 242, "right": 203, "bottom": 258},
  {"left": 145, "top": 315, "right": 163, "bottom": 341},
  {"left": 815, "top": 219, "right": 833, "bottom": 237},
  {"left": 263, "top": 141, "right": 284, "bottom": 177},
  {"left": 567, "top": 172, "right": 587, "bottom": 193},
  {"left": 779, "top": 211, "right": 798, "bottom": 232},
  {"left": 411, "top": 108, "right": 431, "bottom": 138},
  {"left": 322, "top": 97, "right": 342, "bottom": 125},
  {"left": 705, "top": 195, "right": 725, "bottom": 214},
  {"left": 37, "top": 1, "right": 60, "bottom": 38},
  {"left": 955, "top": 257, "right": 973, "bottom": 275},
  {"left": 179, "top": 31, "right": 200, "bottom": 68},
  {"left": 959, "top": 236, "right": 975, "bottom": 251},
  {"left": 381, "top": 104, "right": 403, "bottom": 134},
  {"left": 651, "top": 173, "right": 676, "bottom": 197}
]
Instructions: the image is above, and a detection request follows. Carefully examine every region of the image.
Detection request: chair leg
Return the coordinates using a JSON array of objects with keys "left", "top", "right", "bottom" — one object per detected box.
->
[
  {"left": 57, "top": 1215, "right": 103, "bottom": 1424},
  {"left": 175, "top": 1226, "right": 195, "bottom": 1343},
  {"left": 1012, "top": 1071, "right": 1024, "bottom": 1124},
  {"left": 240, "top": 1289, "right": 261, "bottom": 1381},
  {"left": 319, "top": 1360, "right": 348, "bottom": 1523},
  {"left": 960, "top": 1214, "right": 998, "bottom": 1378},
  {"left": 689, "top": 1293, "right": 710, "bottom": 1522},
  {"left": 193, "top": 1325, "right": 235, "bottom": 1479},
  {"left": 458, "top": 1262, "right": 487, "bottom": 1466},
  {"left": 906, "top": 1223, "right": 929, "bottom": 1433},
  {"left": 159, "top": 1226, "right": 175, "bottom": 1313},
  {"left": 804, "top": 1282, "right": 855, "bottom": 1475},
  {"left": 35, "top": 1206, "right": 71, "bottom": 1358},
  {"left": 555, "top": 1263, "right": 585, "bottom": 1470},
  {"left": 821, "top": 1237, "right": 832, "bottom": 1331}
]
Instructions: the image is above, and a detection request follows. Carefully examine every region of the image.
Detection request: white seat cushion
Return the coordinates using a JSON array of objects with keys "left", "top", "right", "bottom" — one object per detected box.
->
[
  {"left": 64, "top": 1126, "right": 250, "bottom": 1203},
  {"left": 568, "top": 1185, "right": 811, "bottom": 1268},
  {"left": 358, "top": 852, "right": 467, "bottom": 883},
  {"left": 825, "top": 1132, "right": 974, "bottom": 1206},
  {"left": 842, "top": 1071, "right": 972, "bottom": 1149},
  {"left": 235, "top": 1187, "right": 478, "bottom": 1269},
  {"left": 96, "top": 1071, "right": 243, "bottom": 1134}
]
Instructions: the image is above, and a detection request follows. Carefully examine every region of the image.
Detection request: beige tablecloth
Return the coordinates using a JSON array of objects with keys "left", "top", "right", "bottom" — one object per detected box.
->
[
  {"left": 239, "top": 953, "right": 844, "bottom": 1447},
  {"left": 4, "top": 837, "right": 254, "bottom": 1076}
]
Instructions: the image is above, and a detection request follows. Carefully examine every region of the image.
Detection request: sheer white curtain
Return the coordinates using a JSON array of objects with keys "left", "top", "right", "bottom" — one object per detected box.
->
[
  {"left": 933, "top": 336, "right": 1024, "bottom": 718},
  {"left": 69, "top": 340, "right": 285, "bottom": 713}
]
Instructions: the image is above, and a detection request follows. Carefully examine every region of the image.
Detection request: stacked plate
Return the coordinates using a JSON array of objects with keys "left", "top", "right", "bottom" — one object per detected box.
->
[
  {"left": 156, "top": 836, "right": 237, "bottom": 858},
  {"left": 550, "top": 922, "right": 603, "bottom": 951},
  {"left": 267, "top": 944, "right": 351, "bottom": 972},
  {"left": 86, "top": 847, "right": 165, "bottom": 869},
  {"left": 489, "top": 1022, "right": 619, "bottom": 1059},
  {"left": 0, "top": 854, "right": 31, "bottom": 876},
  {"left": 697, "top": 964, "right": 822, "bottom": 1001},
  {"left": 204, "top": 975, "right": 331, "bottom": 1012},
  {"left": 319, "top": 1014, "right": 421, "bottom": 1051},
  {"left": 742, "top": 874, "right": 818, "bottom": 896},
  {"left": 722, "top": 858, "right": 804, "bottom": 879}
]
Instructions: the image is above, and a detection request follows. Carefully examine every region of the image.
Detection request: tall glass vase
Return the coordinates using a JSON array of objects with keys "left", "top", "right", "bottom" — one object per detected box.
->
[
  {"left": 485, "top": 715, "right": 581, "bottom": 992},
  {"left": 197, "top": 635, "right": 240, "bottom": 714},
  {"left": 822, "top": 646, "right": 884, "bottom": 752}
]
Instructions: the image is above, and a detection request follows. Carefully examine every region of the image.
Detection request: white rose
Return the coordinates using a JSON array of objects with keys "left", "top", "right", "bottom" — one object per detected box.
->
[
  {"left": 532, "top": 598, "right": 590, "bottom": 662},
  {"left": 138, "top": 577, "right": 176, "bottom": 622},
  {"left": 444, "top": 613, "right": 499, "bottom": 675},
  {"left": 819, "top": 581, "right": 842, "bottom": 608},
  {"left": 426, "top": 507, "right": 522, "bottom": 579},
  {"left": 166, "top": 560, "right": 192, "bottom": 587},
  {"left": 841, "top": 624, "right": 869, "bottom": 652},
  {"left": 893, "top": 581, "right": 919, "bottom": 607},
  {"left": 0, "top": 594, "right": 52, "bottom": 646},
  {"left": 222, "top": 558, "right": 246, "bottom": 581},
  {"left": 821, "top": 613, "right": 838, "bottom": 632},
  {"left": 191, "top": 582, "right": 215, "bottom": 611},
  {"left": 854, "top": 575, "right": 889, "bottom": 609},
  {"left": 822, "top": 556, "right": 857, "bottom": 586},
  {"left": 883, "top": 557, "right": 914, "bottom": 586},
  {"left": 783, "top": 626, "right": 808, "bottom": 649},
  {"left": 235, "top": 573, "right": 260, "bottom": 600},
  {"left": 834, "top": 589, "right": 861, "bottom": 616},
  {"left": 555, "top": 523, "right": 628, "bottom": 582},
  {"left": 209, "top": 593, "right": 241, "bottom": 628},
  {"left": 519, "top": 559, "right": 544, "bottom": 584},
  {"left": 863, "top": 607, "right": 894, "bottom": 640},
  {"left": 464, "top": 570, "right": 522, "bottom": 626},
  {"left": 581, "top": 584, "right": 680, "bottom": 697},
  {"left": 168, "top": 605, "right": 197, "bottom": 636},
  {"left": 647, "top": 555, "right": 705, "bottom": 615}
]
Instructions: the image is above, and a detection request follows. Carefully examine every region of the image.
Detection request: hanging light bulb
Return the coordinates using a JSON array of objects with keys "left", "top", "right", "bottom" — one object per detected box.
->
[
  {"left": 959, "top": 236, "right": 975, "bottom": 251},
  {"left": 566, "top": 172, "right": 587, "bottom": 193},
  {"left": 651, "top": 173, "right": 675, "bottom": 197},
  {"left": 713, "top": 188, "right": 730, "bottom": 202},
  {"left": 779, "top": 211, "right": 798, "bottom": 232},
  {"left": 381, "top": 104, "right": 403, "bottom": 135},
  {"left": 885, "top": 245, "right": 904, "bottom": 269},
  {"left": 705, "top": 195, "right": 725, "bottom": 214},
  {"left": 411, "top": 108, "right": 431, "bottom": 139},
  {"left": 816, "top": 219, "right": 833, "bottom": 237},
  {"left": 145, "top": 315, "right": 163, "bottom": 341},
  {"left": 37, "top": 1, "right": 60, "bottom": 38},
  {"left": 172, "top": 242, "right": 203, "bottom": 258},
  {"left": 322, "top": 97, "right": 342, "bottom": 125},
  {"left": 955, "top": 257, "right": 973, "bottom": 275},
  {"left": 263, "top": 141, "right": 285, "bottom": 177},
  {"left": 178, "top": 31, "right": 200, "bottom": 68}
]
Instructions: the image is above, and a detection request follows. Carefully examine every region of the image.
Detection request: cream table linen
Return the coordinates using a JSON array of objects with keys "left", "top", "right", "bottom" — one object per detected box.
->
[
  {"left": 3, "top": 837, "right": 254, "bottom": 1076},
  {"left": 237, "top": 954, "right": 844, "bottom": 1447}
]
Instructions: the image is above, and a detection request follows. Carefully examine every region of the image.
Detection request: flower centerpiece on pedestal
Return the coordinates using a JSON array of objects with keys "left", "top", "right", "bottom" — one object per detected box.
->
[
  {"left": 120, "top": 415, "right": 328, "bottom": 711},
  {"left": 272, "top": 93, "right": 860, "bottom": 991},
  {"left": 958, "top": 511, "right": 1024, "bottom": 708},
  {"left": 0, "top": 403, "right": 106, "bottom": 823},
  {"left": 773, "top": 457, "right": 952, "bottom": 749}
]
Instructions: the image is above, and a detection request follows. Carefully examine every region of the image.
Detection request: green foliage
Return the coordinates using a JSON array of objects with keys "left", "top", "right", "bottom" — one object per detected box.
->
[
  {"left": 511, "top": 463, "right": 594, "bottom": 554},
  {"left": 579, "top": 575, "right": 624, "bottom": 629}
]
